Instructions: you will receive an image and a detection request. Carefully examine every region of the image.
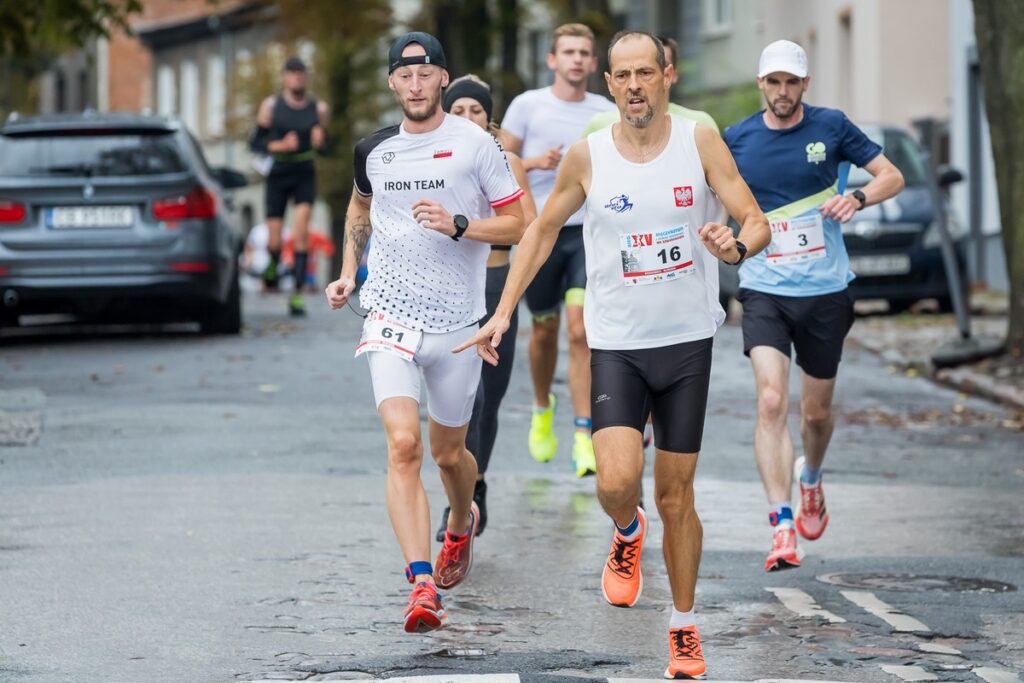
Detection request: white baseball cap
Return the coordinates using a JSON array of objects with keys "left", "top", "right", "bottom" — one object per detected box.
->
[{"left": 758, "top": 40, "right": 808, "bottom": 78}]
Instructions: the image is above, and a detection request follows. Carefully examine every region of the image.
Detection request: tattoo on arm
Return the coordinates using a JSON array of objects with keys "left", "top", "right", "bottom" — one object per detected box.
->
[{"left": 347, "top": 218, "right": 372, "bottom": 257}]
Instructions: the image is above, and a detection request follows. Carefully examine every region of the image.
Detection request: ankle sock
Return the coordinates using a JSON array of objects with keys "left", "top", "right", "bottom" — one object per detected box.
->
[
  {"left": 769, "top": 503, "right": 794, "bottom": 530},
  {"left": 615, "top": 512, "right": 641, "bottom": 541},
  {"left": 574, "top": 416, "right": 592, "bottom": 430},
  {"left": 405, "top": 560, "right": 433, "bottom": 583},
  {"left": 800, "top": 464, "right": 822, "bottom": 486},
  {"left": 670, "top": 607, "right": 696, "bottom": 629}
]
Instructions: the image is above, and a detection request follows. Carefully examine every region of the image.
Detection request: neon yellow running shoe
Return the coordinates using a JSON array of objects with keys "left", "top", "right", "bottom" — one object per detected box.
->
[
  {"left": 573, "top": 431, "right": 597, "bottom": 478},
  {"left": 528, "top": 394, "right": 558, "bottom": 463}
]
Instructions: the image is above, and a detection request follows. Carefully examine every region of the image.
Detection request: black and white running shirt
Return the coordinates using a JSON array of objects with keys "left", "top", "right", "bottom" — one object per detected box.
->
[{"left": 354, "top": 114, "right": 523, "bottom": 333}]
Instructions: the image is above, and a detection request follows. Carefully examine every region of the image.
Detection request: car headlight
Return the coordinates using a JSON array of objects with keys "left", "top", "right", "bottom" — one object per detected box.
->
[{"left": 923, "top": 211, "right": 967, "bottom": 248}]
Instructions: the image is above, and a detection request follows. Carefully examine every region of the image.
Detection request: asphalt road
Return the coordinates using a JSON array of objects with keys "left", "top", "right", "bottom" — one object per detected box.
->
[{"left": 1, "top": 291, "right": 1022, "bottom": 683}]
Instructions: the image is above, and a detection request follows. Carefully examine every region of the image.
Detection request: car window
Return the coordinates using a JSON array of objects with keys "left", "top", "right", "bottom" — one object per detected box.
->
[
  {"left": 848, "top": 128, "right": 927, "bottom": 188},
  {"left": 0, "top": 130, "right": 187, "bottom": 177}
]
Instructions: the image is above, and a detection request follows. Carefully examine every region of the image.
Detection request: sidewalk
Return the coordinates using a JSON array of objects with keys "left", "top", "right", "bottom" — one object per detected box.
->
[{"left": 846, "top": 291, "right": 1024, "bottom": 413}]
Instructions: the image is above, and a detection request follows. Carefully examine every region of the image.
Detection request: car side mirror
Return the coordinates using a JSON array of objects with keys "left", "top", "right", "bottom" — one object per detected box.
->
[
  {"left": 215, "top": 167, "right": 248, "bottom": 190},
  {"left": 936, "top": 165, "right": 964, "bottom": 187}
]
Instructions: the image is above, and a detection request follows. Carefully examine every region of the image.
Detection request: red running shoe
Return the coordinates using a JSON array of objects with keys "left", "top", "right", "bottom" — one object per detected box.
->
[
  {"left": 764, "top": 526, "right": 801, "bottom": 572},
  {"left": 403, "top": 581, "right": 448, "bottom": 633},
  {"left": 601, "top": 507, "right": 647, "bottom": 608},
  {"left": 664, "top": 625, "right": 707, "bottom": 679},
  {"left": 434, "top": 501, "right": 479, "bottom": 589}
]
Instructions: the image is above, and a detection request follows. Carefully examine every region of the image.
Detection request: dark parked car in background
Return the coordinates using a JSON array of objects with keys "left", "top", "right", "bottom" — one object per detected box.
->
[
  {"left": 0, "top": 112, "right": 248, "bottom": 334},
  {"left": 720, "top": 124, "right": 966, "bottom": 314}
]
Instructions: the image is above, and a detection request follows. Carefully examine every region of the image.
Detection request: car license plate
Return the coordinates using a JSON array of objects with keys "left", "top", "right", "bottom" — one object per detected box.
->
[
  {"left": 850, "top": 254, "right": 911, "bottom": 276},
  {"left": 47, "top": 206, "right": 133, "bottom": 229}
]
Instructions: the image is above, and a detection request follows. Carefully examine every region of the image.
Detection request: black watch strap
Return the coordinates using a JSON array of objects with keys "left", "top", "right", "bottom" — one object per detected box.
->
[
  {"left": 452, "top": 214, "right": 469, "bottom": 241},
  {"left": 731, "top": 240, "right": 748, "bottom": 265},
  {"left": 852, "top": 189, "right": 867, "bottom": 209}
]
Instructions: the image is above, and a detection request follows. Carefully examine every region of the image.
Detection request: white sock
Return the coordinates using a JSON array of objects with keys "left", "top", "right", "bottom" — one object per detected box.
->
[{"left": 670, "top": 607, "right": 696, "bottom": 629}]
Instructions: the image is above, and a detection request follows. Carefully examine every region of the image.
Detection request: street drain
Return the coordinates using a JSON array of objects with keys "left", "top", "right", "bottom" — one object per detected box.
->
[
  {"left": 432, "top": 648, "right": 488, "bottom": 658},
  {"left": 817, "top": 572, "right": 1016, "bottom": 593}
]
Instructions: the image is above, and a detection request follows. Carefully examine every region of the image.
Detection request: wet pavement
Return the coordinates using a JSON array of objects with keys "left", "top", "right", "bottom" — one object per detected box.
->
[{"left": 1, "top": 293, "right": 1022, "bottom": 683}]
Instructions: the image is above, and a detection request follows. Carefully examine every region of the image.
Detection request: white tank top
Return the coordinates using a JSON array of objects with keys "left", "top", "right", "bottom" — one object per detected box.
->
[{"left": 583, "top": 115, "right": 725, "bottom": 350}]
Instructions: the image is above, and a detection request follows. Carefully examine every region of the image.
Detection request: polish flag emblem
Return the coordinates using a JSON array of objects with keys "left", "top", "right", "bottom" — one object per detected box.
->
[{"left": 674, "top": 186, "right": 693, "bottom": 207}]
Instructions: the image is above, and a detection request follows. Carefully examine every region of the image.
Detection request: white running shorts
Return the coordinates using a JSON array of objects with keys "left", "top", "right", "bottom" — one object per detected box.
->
[{"left": 366, "top": 323, "right": 483, "bottom": 428}]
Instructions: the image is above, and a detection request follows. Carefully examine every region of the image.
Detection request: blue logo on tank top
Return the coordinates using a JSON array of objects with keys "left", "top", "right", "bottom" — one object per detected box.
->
[{"left": 604, "top": 194, "right": 633, "bottom": 213}]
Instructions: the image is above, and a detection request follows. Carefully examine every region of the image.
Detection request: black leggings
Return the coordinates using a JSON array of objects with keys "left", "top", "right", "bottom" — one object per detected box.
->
[{"left": 466, "top": 264, "right": 519, "bottom": 474}]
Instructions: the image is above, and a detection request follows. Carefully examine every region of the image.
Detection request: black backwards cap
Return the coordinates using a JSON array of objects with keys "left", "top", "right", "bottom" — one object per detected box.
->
[
  {"left": 283, "top": 56, "right": 306, "bottom": 72},
  {"left": 442, "top": 79, "right": 494, "bottom": 121},
  {"left": 388, "top": 32, "right": 447, "bottom": 74}
]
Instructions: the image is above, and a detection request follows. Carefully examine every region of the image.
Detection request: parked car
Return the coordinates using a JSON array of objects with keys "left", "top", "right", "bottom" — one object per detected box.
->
[
  {"left": 720, "top": 124, "right": 966, "bottom": 314},
  {"left": 0, "top": 112, "right": 248, "bottom": 334}
]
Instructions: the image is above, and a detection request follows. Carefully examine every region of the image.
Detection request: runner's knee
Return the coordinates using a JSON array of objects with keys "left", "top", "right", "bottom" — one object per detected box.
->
[
  {"left": 654, "top": 484, "right": 697, "bottom": 522},
  {"left": 387, "top": 431, "right": 423, "bottom": 470},
  {"left": 431, "top": 444, "right": 468, "bottom": 470},
  {"left": 757, "top": 386, "right": 788, "bottom": 424},
  {"left": 566, "top": 315, "right": 587, "bottom": 348},
  {"left": 531, "top": 318, "right": 559, "bottom": 345},
  {"left": 802, "top": 405, "right": 833, "bottom": 429}
]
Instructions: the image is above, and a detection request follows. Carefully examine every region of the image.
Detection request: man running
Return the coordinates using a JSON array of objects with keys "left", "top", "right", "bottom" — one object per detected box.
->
[
  {"left": 500, "top": 23, "right": 615, "bottom": 477},
  {"left": 325, "top": 32, "right": 525, "bottom": 633},
  {"left": 723, "top": 40, "right": 904, "bottom": 571},
  {"left": 458, "top": 31, "right": 770, "bottom": 679},
  {"left": 251, "top": 56, "right": 329, "bottom": 316}
]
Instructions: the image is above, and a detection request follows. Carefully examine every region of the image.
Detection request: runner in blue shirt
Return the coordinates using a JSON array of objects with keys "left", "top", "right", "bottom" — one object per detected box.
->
[{"left": 724, "top": 40, "right": 904, "bottom": 572}]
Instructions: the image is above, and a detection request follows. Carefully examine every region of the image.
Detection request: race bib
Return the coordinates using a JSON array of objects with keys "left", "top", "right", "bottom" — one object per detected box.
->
[
  {"left": 766, "top": 213, "right": 827, "bottom": 266},
  {"left": 354, "top": 311, "right": 422, "bottom": 362},
  {"left": 620, "top": 225, "right": 695, "bottom": 287}
]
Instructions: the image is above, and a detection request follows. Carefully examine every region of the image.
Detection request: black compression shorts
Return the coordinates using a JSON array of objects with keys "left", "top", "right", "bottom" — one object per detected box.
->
[
  {"left": 524, "top": 224, "right": 586, "bottom": 317},
  {"left": 590, "top": 337, "right": 713, "bottom": 454},
  {"left": 265, "top": 160, "right": 316, "bottom": 218}
]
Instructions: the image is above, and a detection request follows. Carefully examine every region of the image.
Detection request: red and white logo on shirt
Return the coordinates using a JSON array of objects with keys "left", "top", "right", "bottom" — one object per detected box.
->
[
  {"left": 673, "top": 186, "right": 693, "bottom": 207},
  {"left": 433, "top": 149, "right": 453, "bottom": 159}
]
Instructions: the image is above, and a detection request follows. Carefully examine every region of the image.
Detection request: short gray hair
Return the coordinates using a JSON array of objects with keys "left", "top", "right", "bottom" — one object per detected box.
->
[{"left": 607, "top": 30, "right": 666, "bottom": 71}]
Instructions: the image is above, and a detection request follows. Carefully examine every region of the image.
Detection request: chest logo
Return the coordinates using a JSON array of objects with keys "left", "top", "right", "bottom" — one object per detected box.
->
[
  {"left": 673, "top": 186, "right": 693, "bottom": 208},
  {"left": 382, "top": 152, "right": 395, "bottom": 164},
  {"left": 604, "top": 194, "right": 633, "bottom": 213},
  {"left": 433, "top": 149, "right": 453, "bottom": 159},
  {"left": 806, "top": 141, "right": 826, "bottom": 164}
]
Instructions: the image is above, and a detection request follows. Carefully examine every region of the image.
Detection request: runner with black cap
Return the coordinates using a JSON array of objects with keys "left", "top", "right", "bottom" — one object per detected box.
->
[
  {"left": 325, "top": 32, "right": 525, "bottom": 633},
  {"left": 250, "top": 56, "right": 329, "bottom": 315}
]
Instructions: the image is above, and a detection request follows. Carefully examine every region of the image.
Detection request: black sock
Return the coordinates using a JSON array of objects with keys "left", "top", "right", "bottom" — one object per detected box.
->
[
  {"left": 268, "top": 249, "right": 281, "bottom": 267},
  {"left": 293, "top": 251, "right": 308, "bottom": 290}
]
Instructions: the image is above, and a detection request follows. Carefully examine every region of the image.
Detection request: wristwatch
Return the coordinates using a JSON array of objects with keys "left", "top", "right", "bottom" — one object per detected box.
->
[
  {"left": 452, "top": 214, "right": 469, "bottom": 241},
  {"left": 730, "top": 240, "right": 748, "bottom": 265},
  {"left": 851, "top": 189, "right": 867, "bottom": 210}
]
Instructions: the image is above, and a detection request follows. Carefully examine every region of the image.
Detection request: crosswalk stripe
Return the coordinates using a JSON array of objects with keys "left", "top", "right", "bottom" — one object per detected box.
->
[
  {"left": 765, "top": 587, "right": 847, "bottom": 623},
  {"left": 973, "top": 668, "right": 1023, "bottom": 683},
  {"left": 840, "top": 590, "right": 931, "bottom": 632},
  {"left": 917, "top": 642, "right": 963, "bottom": 655},
  {"left": 376, "top": 677, "right": 520, "bottom": 683},
  {"left": 881, "top": 665, "right": 939, "bottom": 681}
]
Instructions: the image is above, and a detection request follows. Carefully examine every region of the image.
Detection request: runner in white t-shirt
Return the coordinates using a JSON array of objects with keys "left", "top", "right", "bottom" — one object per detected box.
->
[
  {"left": 457, "top": 31, "right": 770, "bottom": 679},
  {"left": 500, "top": 22, "right": 615, "bottom": 479},
  {"left": 325, "top": 32, "right": 525, "bottom": 635}
]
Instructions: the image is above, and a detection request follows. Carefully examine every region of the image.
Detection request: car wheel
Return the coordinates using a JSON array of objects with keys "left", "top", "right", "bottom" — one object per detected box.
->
[{"left": 199, "top": 271, "right": 242, "bottom": 335}]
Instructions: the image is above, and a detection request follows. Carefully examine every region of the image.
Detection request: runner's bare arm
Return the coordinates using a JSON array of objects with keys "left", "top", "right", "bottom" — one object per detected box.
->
[
  {"left": 453, "top": 140, "right": 590, "bottom": 363},
  {"left": 312, "top": 100, "right": 330, "bottom": 150},
  {"left": 256, "top": 97, "right": 274, "bottom": 128},
  {"left": 820, "top": 153, "right": 904, "bottom": 223},
  {"left": 411, "top": 196, "right": 525, "bottom": 245},
  {"left": 695, "top": 126, "right": 771, "bottom": 263},
  {"left": 325, "top": 192, "right": 372, "bottom": 309}
]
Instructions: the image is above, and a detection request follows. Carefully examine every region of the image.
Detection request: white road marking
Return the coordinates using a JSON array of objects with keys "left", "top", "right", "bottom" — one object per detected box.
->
[
  {"left": 917, "top": 642, "right": 962, "bottom": 655},
  {"left": 973, "top": 668, "right": 1023, "bottom": 683},
  {"left": 881, "top": 665, "right": 939, "bottom": 681},
  {"left": 840, "top": 590, "right": 931, "bottom": 632},
  {"left": 765, "top": 587, "right": 847, "bottom": 623},
  {"left": 380, "top": 678, "right": 520, "bottom": 683}
]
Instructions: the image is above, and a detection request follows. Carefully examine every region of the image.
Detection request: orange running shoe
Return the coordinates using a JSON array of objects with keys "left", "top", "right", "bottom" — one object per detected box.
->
[
  {"left": 601, "top": 507, "right": 647, "bottom": 608},
  {"left": 664, "top": 625, "right": 707, "bottom": 679},
  {"left": 403, "top": 581, "right": 448, "bottom": 633},
  {"left": 795, "top": 466, "right": 829, "bottom": 541},
  {"left": 764, "top": 526, "right": 801, "bottom": 572},
  {"left": 434, "top": 501, "right": 479, "bottom": 590}
]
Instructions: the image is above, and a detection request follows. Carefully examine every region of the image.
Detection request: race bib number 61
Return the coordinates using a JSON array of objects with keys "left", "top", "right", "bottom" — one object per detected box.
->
[{"left": 355, "top": 311, "right": 422, "bottom": 362}]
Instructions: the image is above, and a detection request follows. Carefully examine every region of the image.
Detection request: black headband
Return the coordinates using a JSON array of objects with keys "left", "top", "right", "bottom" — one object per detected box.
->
[{"left": 442, "top": 80, "right": 493, "bottom": 121}]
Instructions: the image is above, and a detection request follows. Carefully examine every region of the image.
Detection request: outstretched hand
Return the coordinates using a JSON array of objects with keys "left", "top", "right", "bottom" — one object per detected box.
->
[{"left": 452, "top": 314, "right": 511, "bottom": 366}]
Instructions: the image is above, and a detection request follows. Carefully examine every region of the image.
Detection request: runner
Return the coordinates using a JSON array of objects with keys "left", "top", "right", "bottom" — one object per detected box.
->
[
  {"left": 324, "top": 32, "right": 525, "bottom": 633},
  {"left": 250, "top": 56, "right": 329, "bottom": 316},
  {"left": 500, "top": 23, "right": 615, "bottom": 477},
  {"left": 457, "top": 31, "right": 770, "bottom": 679},
  {"left": 723, "top": 40, "right": 904, "bottom": 571},
  {"left": 434, "top": 75, "right": 539, "bottom": 542}
]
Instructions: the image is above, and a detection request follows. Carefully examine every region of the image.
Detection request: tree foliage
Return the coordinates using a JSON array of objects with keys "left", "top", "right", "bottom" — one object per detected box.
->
[
  {"left": 972, "top": 0, "right": 1024, "bottom": 357},
  {"left": 0, "top": 0, "right": 141, "bottom": 56}
]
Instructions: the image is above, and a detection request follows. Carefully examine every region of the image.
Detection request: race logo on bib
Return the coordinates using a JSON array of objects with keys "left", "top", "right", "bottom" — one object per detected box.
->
[{"left": 673, "top": 186, "right": 693, "bottom": 207}]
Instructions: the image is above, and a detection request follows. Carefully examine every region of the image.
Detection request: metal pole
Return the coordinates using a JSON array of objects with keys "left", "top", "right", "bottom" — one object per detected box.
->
[{"left": 967, "top": 49, "right": 985, "bottom": 284}]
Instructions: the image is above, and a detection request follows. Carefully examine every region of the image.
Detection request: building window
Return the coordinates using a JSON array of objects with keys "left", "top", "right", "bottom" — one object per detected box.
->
[
  {"left": 207, "top": 55, "right": 226, "bottom": 137},
  {"left": 180, "top": 59, "right": 199, "bottom": 133},
  {"left": 157, "top": 64, "right": 176, "bottom": 116},
  {"left": 703, "top": 0, "right": 733, "bottom": 37}
]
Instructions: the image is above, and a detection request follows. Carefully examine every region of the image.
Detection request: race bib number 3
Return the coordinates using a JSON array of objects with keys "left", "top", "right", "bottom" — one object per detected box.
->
[
  {"left": 766, "top": 213, "right": 827, "bottom": 266},
  {"left": 355, "top": 311, "right": 422, "bottom": 362},
  {"left": 620, "top": 225, "right": 695, "bottom": 287}
]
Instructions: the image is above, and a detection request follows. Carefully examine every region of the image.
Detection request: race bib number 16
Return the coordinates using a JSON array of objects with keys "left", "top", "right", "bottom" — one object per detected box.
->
[
  {"left": 619, "top": 225, "right": 695, "bottom": 287},
  {"left": 355, "top": 311, "right": 422, "bottom": 362}
]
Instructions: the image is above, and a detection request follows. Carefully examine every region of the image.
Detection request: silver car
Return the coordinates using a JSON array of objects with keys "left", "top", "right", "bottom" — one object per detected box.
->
[{"left": 0, "top": 112, "right": 247, "bottom": 334}]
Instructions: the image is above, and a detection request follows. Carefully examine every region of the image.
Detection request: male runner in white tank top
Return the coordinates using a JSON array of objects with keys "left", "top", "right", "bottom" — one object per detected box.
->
[
  {"left": 325, "top": 32, "right": 525, "bottom": 635},
  {"left": 458, "top": 31, "right": 770, "bottom": 679}
]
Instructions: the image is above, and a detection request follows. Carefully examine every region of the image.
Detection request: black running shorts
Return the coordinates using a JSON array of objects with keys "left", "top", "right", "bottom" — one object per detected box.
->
[
  {"left": 737, "top": 287, "right": 855, "bottom": 380},
  {"left": 524, "top": 224, "right": 587, "bottom": 318},
  {"left": 265, "top": 160, "right": 316, "bottom": 218},
  {"left": 590, "top": 337, "right": 713, "bottom": 454}
]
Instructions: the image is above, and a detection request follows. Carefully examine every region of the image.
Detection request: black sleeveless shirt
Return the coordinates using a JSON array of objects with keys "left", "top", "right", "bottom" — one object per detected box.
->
[{"left": 270, "top": 94, "right": 319, "bottom": 160}]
